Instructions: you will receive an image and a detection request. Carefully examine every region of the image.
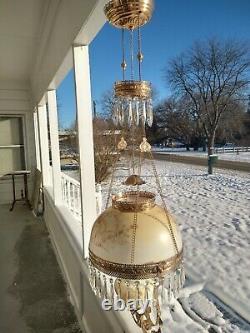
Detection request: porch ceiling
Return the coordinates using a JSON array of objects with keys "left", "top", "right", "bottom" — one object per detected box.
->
[
  {"left": 0, "top": 0, "right": 106, "bottom": 105},
  {"left": 0, "top": 0, "right": 47, "bottom": 83}
]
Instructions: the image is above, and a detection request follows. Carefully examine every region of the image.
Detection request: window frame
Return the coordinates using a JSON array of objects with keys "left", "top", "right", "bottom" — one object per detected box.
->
[{"left": 0, "top": 114, "right": 27, "bottom": 171}]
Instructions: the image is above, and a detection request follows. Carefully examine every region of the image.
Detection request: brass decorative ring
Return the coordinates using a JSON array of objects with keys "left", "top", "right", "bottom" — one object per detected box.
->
[
  {"left": 112, "top": 191, "right": 155, "bottom": 212},
  {"left": 89, "top": 249, "right": 183, "bottom": 280},
  {"left": 104, "top": 0, "right": 154, "bottom": 30},
  {"left": 114, "top": 80, "right": 151, "bottom": 99}
]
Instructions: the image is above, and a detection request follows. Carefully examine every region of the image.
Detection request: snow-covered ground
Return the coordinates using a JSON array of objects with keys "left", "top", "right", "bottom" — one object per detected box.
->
[
  {"left": 106, "top": 161, "right": 250, "bottom": 331},
  {"left": 143, "top": 162, "right": 250, "bottom": 307},
  {"left": 65, "top": 161, "right": 250, "bottom": 332},
  {"left": 153, "top": 148, "right": 250, "bottom": 163}
]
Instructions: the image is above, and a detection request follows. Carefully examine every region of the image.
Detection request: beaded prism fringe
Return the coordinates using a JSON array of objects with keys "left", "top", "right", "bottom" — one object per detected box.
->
[
  {"left": 112, "top": 97, "right": 153, "bottom": 127},
  {"left": 88, "top": 259, "right": 185, "bottom": 307}
]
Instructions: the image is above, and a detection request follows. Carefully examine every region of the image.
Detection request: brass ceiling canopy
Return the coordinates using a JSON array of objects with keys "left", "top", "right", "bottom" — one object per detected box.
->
[
  {"left": 115, "top": 80, "right": 151, "bottom": 99},
  {"left": 104, "top": 0, "right": 154, "bottom": 30}
]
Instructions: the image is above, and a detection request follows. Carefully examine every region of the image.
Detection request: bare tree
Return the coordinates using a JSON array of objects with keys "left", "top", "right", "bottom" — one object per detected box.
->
[
  {"left": 93, "top": 117, "right": 118, "bottom": 183},
  {"left": 154, "top": 96, "right": 200, "bottom": 149},
  {"left": 101, "top": 89, "right": 115, "bottom": 119},
  {"left": 216, "top": 100, "right": 246, "bottom": 143},
  {"left": 166, "top": 39, "right": 250, "bottom": 155}
]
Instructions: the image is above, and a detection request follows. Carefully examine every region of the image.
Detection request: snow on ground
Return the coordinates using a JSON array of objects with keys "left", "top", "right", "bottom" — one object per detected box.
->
[
  {"left": 140, "top": 161, "right": 250, "bottom": 305},
  {"left": 140, "top": 162, "right": 249, "bottom": 308},
  {"left": 212, "top": 152, "right": 250, "bottom": 162},
  {"left": 153, "top": 148, "right": 250, "bottom": 162},
  {"left": 104, "top": 161, "right": 250, "bottom": 331},
  {"left": 145, "top": 161, "right": 250, "bottom": 312},
  {"left": 65, "top": 161, "right": 250, "bottom": 332}
]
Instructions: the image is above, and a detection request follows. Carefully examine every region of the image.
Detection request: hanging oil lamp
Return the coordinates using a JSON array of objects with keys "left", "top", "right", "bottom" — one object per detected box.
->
[
  {"left": 88, "top": 1, "right": 185, "bottom": 332},
  {"left": 88, "top": 132, "right": 185, "bottom": 331}
]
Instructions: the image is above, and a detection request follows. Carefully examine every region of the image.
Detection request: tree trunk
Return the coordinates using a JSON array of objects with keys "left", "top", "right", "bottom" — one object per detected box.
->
[
  {"left": 207, "top": 133, "right": 215, "bottom": 156},
  {"left": 207, "top": 132, "right": 216, "bottom": 174}
]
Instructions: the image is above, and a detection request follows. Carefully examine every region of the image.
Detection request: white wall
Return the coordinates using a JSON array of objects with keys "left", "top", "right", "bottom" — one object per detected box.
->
[
  {"left": 43, "top": 188, "right": 128, "bottom": 333},
  {"left": 0, "top": 83, "right": 36, "bottom": 204}
]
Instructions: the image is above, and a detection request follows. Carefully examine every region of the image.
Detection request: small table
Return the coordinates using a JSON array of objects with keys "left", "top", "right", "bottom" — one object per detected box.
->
[{"left": 5, "top": 171, "right": 31, "bottom": 211}]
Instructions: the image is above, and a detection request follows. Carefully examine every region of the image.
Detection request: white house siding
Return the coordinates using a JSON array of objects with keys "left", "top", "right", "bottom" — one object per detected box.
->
[
  {"left": 43, "top": 188, "right": 126, "bottom": 333},
  {"left": 0, "top": 83, "right": 36, "bottom": 204}
]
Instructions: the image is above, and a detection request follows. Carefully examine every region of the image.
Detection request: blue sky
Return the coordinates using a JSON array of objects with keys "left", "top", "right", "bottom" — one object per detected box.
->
[{"left": 57, "top": 0, "right": 250, "bottom": 129}]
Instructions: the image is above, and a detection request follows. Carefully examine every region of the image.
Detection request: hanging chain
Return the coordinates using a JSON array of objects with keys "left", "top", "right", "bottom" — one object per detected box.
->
[
  {"left": 132, "top": 131, "right": 136, "bottom": 174},
  {"left": 105, "top": 151, "right": 120, "bottom": 209},
  {"left": 121, "top": 28, "right": 126, "bottom": 81},
  {"left": 130, "top": 158, "right": 143, "bottom": 263},
  {"left": 130, "top": 119, "right": 139, "bottom": 263},
  {"left": 137, "top": 16, "right": 143, "bottom": 81},
  {"left": 148, "top": 150, "right": 179, "bottom": 255},
  {"left": 140, "top": 118, "right": 179, "bottom": 255},
  {"left": 131, "top": 207, "right": 138, "bottom": 263},
  {"left": 130, "top": 124, "right": 145, "bottom": 264},
  {"left": 106, "top": 126, "right": 129, "bottom": 209},
  {"left": 130, "top": 29, "right": 134, "bottom": 80}
]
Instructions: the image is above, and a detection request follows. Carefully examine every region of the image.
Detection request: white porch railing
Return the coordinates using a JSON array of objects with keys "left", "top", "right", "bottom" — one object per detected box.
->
[
  {"left": 61, "top": 172, "right": 82, "bottom": 220},
  {"left": 61, "top": 172, "right": 103, "bottom": 220}
]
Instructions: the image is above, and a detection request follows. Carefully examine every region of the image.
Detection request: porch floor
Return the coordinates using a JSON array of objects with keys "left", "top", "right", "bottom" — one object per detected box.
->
[{"left": 0, "top": 204, "right": 81, "bottom": 333}]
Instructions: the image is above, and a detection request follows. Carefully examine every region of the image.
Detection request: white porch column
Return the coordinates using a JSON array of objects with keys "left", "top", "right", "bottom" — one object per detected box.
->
[
  {"left": 73, "top": 45, "right": 96, "bottom": 257},
  {"left": 47, "top": 90, "right": 62, "bottom": 205},
  {"left": 33, "top": 111, "right": 41, "bottom": 171},
  {"left": 37, "top": 104, "right": 51, "bottom": 187}
]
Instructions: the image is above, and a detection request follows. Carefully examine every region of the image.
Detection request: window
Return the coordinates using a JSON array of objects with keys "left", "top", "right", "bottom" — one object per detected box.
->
[{"left": 0, "top": 116, "right": 26, "bottom": 173}]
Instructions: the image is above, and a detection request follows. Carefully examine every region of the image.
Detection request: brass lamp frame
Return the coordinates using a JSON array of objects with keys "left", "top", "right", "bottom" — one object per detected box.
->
[
  {"left": 89, "top": 249, "right": 183, "bottom": 280},
  {"left": 115, "top": 80, "right": 151, "bottom": 99}
]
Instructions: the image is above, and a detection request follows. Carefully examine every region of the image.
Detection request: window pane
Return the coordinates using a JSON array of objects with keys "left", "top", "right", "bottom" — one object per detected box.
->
[
  {"left": 0, "top": 116, "right": 25, "bottom": 173},
  {"left": 0, "top": 147, "right": 25, "bottom": 172},
  {"left": 0, "top": 117, "right": 24, "bottom": 145}
]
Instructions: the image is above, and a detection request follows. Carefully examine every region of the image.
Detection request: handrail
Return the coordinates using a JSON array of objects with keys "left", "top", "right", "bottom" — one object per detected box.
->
[{"left": 61, "top": 172, "right": 81, "bottom": 187}]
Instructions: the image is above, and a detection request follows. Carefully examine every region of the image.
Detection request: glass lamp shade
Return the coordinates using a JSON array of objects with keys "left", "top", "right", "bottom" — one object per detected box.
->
[{"left": 88, "top": 191, "right": 185, "bottom": 307}]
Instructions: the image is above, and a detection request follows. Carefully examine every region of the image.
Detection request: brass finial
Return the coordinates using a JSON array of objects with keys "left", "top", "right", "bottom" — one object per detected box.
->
[
  {"left": 140, "top": 137, "right": 151, "bottom": 152},
  {"left": 137, "top": 52, "right": 144, "bottom": 62},
  {"left": 121, "top": 61, "right": 127, "bottom": 70},
  {"left": 118, "top": 137, "right": 128, "bottom": 151}
]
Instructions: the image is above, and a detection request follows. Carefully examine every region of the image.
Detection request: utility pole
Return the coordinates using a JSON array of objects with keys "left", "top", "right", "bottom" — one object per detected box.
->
[{"left": 93, "top": 100, "right": 97, "bottom": 118}]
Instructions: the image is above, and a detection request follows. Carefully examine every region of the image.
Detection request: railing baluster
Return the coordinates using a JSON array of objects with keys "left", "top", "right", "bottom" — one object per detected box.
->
[
  {"left": 62, "top": 178, "right": 64, "bottom": 201},
  {"left": 72, "top": 183, "right": 76, "bottom": 216},
  {"left": 60, "top": 172, "right": 100, "bottom": 221},
  {"left": 67, "top": 180, "right": 70, "bottom": 208},
  {"left": 77, "top": 185, "right": 81, "bottom": 217}
]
